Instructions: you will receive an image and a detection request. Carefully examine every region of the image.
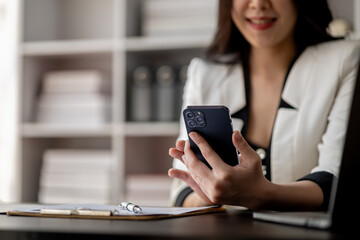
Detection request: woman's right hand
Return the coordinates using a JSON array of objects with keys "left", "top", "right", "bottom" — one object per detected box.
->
[{"left": 168, "top": 140, "right": 214, "bottom": 207}]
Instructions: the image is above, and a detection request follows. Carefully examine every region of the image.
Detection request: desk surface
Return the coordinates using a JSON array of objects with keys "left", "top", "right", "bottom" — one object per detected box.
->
[{"left": 0, "top": 204, "right": 345, "bottom": 240}]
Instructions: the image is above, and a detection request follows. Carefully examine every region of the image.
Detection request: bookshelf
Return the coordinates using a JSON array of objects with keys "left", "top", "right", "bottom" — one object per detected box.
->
[{"left": 17, "top": 0, "right": 215, "bottom": 204}]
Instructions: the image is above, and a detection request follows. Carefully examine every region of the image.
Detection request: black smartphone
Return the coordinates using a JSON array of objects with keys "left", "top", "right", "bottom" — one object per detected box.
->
[{"left": 183, "top": 105, "right": 239, "bottom": 169}]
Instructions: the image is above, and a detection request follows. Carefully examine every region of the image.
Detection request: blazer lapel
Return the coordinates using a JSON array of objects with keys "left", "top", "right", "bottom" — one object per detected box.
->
[
  {"left": 282, "top": 48, "right": 314, "bottom": 110},
  {"left": 271, "top": 49, "right": 315, "bottom": 183},
  {"left": 220, "top": 64, "right": 247, "bottom": 114}
]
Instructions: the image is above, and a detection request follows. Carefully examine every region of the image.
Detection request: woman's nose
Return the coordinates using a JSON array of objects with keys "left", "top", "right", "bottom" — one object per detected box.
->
[{"left": 248, "top": 0, "right": 271, "bottom": 10}]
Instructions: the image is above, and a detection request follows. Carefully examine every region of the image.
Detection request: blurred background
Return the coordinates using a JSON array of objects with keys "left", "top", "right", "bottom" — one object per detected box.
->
[{"left": 0, "top": 0, "right": 359, "bottom": 206}]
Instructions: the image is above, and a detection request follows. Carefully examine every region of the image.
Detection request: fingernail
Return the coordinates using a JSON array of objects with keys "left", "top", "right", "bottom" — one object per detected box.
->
[
  {"left": 234, "top": 130, "right": 241, "bottom": 140},
  {"left": 189, "top": 132, "right": 196, "bottom": 140}
]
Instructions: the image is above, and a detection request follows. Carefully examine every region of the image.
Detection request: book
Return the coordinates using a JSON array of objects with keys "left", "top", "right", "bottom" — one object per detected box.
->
[
  {"left": 37, "top": 93, "right": 110, "bottom": 107},
  {"left": 142, "top": 15, "right": 216, "bottom": 36},
  {"left": 143, "top": 0, "right": 217, "bottom": 17},
  {"left": 141, "top": 0, "right": 217, "bottom": 36},
  {"left": 38, "top": 186, "right": 110, "bottom": 204},
  {"left": 36, "top": 99, "right": 111, "bottom": 125},
  {"left": 126, "top": 174, "right": 172, "bottom": 192},
  {"left": 40, "top": 172, "right": 110, "bottom": 188},
  {"left": 35, "top": 70, "right": 111, "bottom": 125},
  {"left": 42, "top": 70, "right": 110, "bottom": 94},
  {"left": 41, "top": 149, "right": 112, "bottom": 172},
  {"left": 126, "top": 174, "right": 172, "bottom": 206},
  {"left": 38, "top": 149, "right": 112, "bottom": 204}
]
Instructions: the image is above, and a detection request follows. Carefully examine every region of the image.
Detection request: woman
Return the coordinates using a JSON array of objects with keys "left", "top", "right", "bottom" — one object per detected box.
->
[{"left": 168, "top": 0, "right": 360, "bottom": 210}]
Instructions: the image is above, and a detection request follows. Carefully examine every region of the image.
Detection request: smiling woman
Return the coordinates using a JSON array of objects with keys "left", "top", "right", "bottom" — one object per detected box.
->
[
  {"left": 168, "top": 0, "right": 360, "bottom": 211},
  {"left": 231, "top": 0, "right": 298, "bottom": 48},
  {"left": 0, "top": 0, "right": 20, "bottom": 202}
]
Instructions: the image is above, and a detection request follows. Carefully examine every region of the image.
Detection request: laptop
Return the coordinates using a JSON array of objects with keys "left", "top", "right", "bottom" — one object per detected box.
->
[{"left": 253, "top": 60, "right": 360, "bottom": 231}]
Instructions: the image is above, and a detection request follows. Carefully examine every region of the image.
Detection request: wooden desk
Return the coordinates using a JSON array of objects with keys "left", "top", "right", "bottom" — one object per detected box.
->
[{"left": 0, "top": 204, "right": 345, "bottom": 239}]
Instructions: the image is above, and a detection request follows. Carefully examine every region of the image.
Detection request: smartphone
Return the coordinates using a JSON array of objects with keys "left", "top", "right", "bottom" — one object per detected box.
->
[{"left": 183, "top": 105, "right": 239, "bottom": 169}]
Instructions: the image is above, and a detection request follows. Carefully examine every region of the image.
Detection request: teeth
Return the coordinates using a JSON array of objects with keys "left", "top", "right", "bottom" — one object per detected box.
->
[{"left": 250, "top": 19, "right": 273, "bottom": 24}]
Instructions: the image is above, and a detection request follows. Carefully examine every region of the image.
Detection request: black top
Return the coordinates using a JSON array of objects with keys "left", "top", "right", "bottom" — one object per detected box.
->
[
  {"left": 231, "top": 55, "right": 297, "bottom": 180},
  {"left": 175, "top": 57, "right": 334, "bottom": 210}
]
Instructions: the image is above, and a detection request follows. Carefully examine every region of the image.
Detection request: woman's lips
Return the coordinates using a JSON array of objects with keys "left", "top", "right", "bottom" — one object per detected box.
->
[{"left": 247, "top": 17, "right": 276, "bottom": 30}]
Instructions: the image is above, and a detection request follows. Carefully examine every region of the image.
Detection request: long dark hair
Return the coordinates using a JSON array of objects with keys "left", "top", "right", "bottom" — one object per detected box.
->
[{"left": 206, "top": 0, "right": 337, "bottom": 64}]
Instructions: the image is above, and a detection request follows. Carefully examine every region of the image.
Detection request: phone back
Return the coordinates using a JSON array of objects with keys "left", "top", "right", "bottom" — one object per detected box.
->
[{"left": 183, "top": 106, "right": 239, "bottom": 169}]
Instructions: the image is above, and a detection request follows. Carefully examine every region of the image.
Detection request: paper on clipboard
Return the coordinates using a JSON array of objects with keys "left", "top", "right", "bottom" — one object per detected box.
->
[{"left": 7, "top": 204, "right": 225, "bottom": 220}]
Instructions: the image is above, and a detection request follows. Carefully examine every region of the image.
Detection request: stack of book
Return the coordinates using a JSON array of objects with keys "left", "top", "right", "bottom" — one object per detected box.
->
[
  {"left": 142, "top": 0, "right": 218, "bottom": 36},
  {"left": 38, "top": 149, "right": 112, "bottom": 204},
  {"left": 35, "top": 70, "right": 111, "bottom": 125},
  {"left": 126, "top": 174, "right": 172, "bottom": 206}
]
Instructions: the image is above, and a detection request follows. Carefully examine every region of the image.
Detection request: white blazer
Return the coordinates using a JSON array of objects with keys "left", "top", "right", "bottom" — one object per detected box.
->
[{"left": 170, "top": 40, "right": 360, "bottom": 204}]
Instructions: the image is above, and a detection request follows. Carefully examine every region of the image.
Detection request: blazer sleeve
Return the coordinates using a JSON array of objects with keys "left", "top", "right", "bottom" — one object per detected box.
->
[
  {"left": 169, "top": 58, "right": 204, "bottom": 206},
  {"left": 299, "top": 41, "right": 360, "bottom": 209},
  {"left": 312, "top": 41, "right": 360, "bottom": 177}
]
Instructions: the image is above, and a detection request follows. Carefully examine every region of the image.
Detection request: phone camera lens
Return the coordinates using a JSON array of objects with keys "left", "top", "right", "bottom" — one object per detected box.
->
[
  {"left": 195, "top": 116, "right": 204, "bottom": 123},
  {"left": 186, "top": 111, "right": 194, "bottom": 119},
  {"left": 188, "top": 120, "right": 196, "bottom": 127}
]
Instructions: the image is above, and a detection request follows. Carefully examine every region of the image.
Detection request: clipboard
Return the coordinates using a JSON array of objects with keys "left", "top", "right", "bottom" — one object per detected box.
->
[{"left": 6, "top": 204, "right": 225, "bottom": 220}]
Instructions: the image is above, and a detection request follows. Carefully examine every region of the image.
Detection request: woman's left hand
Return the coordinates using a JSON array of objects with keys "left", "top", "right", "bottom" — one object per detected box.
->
[{"left": 173, "top": 130, "right": 271, "bottom": 209}]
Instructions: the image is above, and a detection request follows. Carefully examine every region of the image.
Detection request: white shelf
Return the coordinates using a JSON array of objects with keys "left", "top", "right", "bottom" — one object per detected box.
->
[
  {"left": 22, "top": 39, "right": 115, "bottom": 56},
  {"left": 21, "top": 34, "right": 212, "bottom": 56},
  {"left": 22, "top": 123, "right": 113, "bottom": 138},
  {"left": 125, "top": 34, "right": 212, "bottom": 51},
  {"left": 123, "top": 122, "right": 179, "bottom": 137},
  {"left": 21, "top": 122, "right": 180, "bottom": 138}
]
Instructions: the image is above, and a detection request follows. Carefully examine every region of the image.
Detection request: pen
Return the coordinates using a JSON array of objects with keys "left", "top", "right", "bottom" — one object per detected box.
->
[{"left": 120, "top": 201, "right": 142, "bottom": 214}]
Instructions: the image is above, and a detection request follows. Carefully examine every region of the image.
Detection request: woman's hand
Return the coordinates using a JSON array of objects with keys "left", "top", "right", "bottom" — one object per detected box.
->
[
  {"left": 169, "top": 130, "right": 271, "bottom": 209},
  {"left": 169, "top": 140, "right": 214, "bottom": 206},
  {"left": 169, "top": 130, "right": 324, "bottom": 210}
]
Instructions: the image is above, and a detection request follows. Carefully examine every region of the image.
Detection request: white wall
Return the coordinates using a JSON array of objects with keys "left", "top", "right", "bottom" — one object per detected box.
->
[{"left": 0, "top": 0, "right": 20, "bottom": 202}]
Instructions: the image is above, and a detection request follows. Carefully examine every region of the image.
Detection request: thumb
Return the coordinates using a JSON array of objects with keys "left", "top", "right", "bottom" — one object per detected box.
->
[{"left": 232, "top": 131, "right": 259, "bottom": 162}]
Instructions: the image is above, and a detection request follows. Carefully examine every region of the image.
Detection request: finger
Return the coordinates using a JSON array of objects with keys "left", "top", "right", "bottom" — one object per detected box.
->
[
  {"left": 176, "top": 140, "right": 185, "bottom": 151},
  {"left": 168, "top": 168, "right": 212, "bottom": 203},
  {"left": 182, "top": 140, "right": 217, "bottom": 197},
  {"left": 169, "top": 147, "right": 184, "bottom": 163},
  {"left": 183, "top": 139, "right": 213, "bottom": 177},
  {"left": 169, "top": 140, "right": 186, "bottom": 162},
  {"left": 232, "top": 131, "right": 259, "bottom": 162},
  {"left": 188, "top": 132, "right": 230, "bottom": 171}
]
